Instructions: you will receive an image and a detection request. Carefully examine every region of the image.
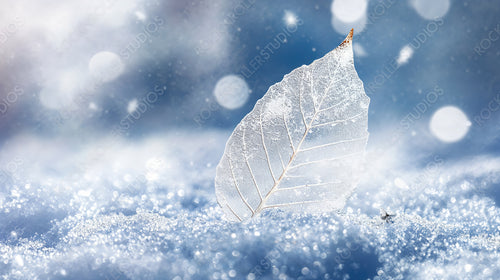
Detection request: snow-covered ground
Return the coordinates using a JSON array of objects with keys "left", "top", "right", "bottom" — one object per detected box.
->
[{"left": 1, "top": 131, "right": 499, "bottom": 279}]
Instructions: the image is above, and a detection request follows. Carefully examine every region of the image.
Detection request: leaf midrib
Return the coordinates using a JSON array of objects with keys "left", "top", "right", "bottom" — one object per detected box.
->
[{"left": 252, "top": 67, "right": 336, "bottom": 216}]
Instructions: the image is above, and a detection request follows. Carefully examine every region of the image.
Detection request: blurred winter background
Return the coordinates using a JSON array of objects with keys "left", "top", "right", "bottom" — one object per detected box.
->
[{"left": 0, "top": 0, "right": 499, "bottom": 279}]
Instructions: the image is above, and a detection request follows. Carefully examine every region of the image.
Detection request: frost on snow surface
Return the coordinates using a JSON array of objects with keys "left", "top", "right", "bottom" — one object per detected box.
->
[
  {"left": 215, "top": 30, "right": 370, "bottom": 221},
  {"left": 0, "top": 130, "right": 499, "bottom": 280}
]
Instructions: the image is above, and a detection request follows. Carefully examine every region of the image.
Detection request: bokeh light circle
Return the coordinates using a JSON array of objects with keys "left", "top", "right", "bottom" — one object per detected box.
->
[
  {"left": 331, "top": 0, "right": 368, "bottom": 23},
  {"left": 330, "top": 0, "right": 368, "bottom": 34},
  {"left": 213, "top": 75, "right": 250, "bottom": 110},
  {"left": 411, "top": 0, "right": 450, "bottom": 20},
  {"left": 88, "top": 51, "right": 125, "bottom": 83},
  {"left": 429, "top": 106, "right": 471, "bottom": 143}
]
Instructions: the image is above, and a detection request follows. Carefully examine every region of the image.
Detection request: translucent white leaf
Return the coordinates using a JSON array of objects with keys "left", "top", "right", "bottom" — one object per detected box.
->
[{"left": 215, "top": 29, "right": 370, "bottom": 221}]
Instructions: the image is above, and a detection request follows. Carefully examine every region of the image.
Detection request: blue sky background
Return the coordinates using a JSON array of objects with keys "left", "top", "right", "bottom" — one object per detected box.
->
[
  {"left": 1, "top": 0, "right": 498, "bottom": 157},
  {"left": 1, "top": 0, "right": 500, "bottom": 279}
]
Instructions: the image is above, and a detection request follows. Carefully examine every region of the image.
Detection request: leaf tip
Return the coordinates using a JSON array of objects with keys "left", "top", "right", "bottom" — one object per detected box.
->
[{"left": 340, "top": 28, "right": 354, "bottom": 48}]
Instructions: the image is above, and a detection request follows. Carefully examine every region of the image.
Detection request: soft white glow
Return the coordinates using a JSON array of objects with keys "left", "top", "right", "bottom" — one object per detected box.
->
[
  {"left": 14, "top": 255, "right": 24, "bottom": 267},
  {"left": 213, "top": 75, "right": 250, "bottom": 110},
  {"left": 88, "top": 51, "right": 125, "bottom": 83},
  {"left": 394, "top": 178, "right": 409, "bottom": 189},
  {"left": 353, "top": 43, "right": 367, "bottom": 57},
  {"left": 331, "top": 0, "right": 368, "bottom": 23},
  {"left": 135, "top": 11, "right": 147, "bottom": 21},
  {"left": 283, "top": 10, "right": 299, "bottom": 27},
  {"left": 3, "top": 1, "right": 141, "bottom": 47},
  {"left": 127, "top": 99, "right": 138, "bottom": 113},
  {"left": 39, "top": 69, "right": 82, "bottom": 109},
  {"left": 89, "top": 102, "right": 98, "bottom": 111},
  {"left": 396, "top": 45, "right": 414, "bottom": 65},
  {"left": 411, "top": 0, "right": 450, "bottom": 20},
  {"left": 430, "top": 106, "right": 471, "bottom": 143}
]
